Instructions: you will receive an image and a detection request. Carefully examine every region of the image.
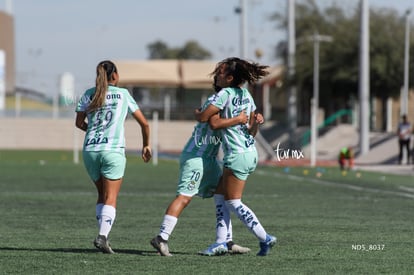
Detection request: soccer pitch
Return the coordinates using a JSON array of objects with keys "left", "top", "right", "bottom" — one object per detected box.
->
[{"left": 0, "top": 150, "right": 413, "bottom": 274}]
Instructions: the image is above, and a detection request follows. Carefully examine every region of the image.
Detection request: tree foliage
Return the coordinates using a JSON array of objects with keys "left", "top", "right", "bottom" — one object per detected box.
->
[
  {"left": 147, "top": 40, "right": 212, "bottom": 60},
  {"left": 272, "top": 0, "right": 414, "bottom": 114}
]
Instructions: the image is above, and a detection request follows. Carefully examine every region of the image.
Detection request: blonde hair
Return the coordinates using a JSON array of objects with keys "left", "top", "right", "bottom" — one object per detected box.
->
[{"left": 87, "top": 60, "right": 117, "bottom": 112}]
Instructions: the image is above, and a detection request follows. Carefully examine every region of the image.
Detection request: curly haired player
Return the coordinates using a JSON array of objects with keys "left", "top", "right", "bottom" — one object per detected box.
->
[{"left": 197, "top": 57, "right": 277, "bottom": 256}]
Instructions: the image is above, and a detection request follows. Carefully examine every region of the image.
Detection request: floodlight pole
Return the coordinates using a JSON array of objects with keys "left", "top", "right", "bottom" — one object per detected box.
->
[
  {"left": 309, "top": 32, "right": 333, "bottom": 167},
  {"left": 236, "top": 0, "right": 248, "bottom": 59},
  {"left": 0, "top": 50, "right": 5, "bottom": 112},
  {"left": 235, "top": 0, "right": 249, "bottom": 90},
  {"left": 359, "top": 0, "right": 370, "bottom": 155},
  {"left": 152, "top": 111, "right": 159, "bottom": 166},
  {"left": 402, "top": 9, "right": 411, "bottom": 116},
  {"left": 287, "top": 0, "right": 297, "bottom": 142}
]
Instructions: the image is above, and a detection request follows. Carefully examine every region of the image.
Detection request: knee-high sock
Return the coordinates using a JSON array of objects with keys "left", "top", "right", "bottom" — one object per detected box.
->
[
  {"left": 225, "top": 199, "right": 267, "bottom": 242},
  {"left": 214, "top": 194, "right": 232, "bottom": 243},
  {"left": 159, "top": 214, "right": 178, "bottom": 241},
  {"left": 99, "top": 205, "right": 116, "bottom": 238},
  {"left": 96, "top": 203, "right": 104, "bottom": 226}
]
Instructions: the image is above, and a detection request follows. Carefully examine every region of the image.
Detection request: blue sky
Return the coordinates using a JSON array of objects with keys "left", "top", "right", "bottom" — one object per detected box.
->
[{"left": 1, "top": 0, "right": 413, "bottom": 97}]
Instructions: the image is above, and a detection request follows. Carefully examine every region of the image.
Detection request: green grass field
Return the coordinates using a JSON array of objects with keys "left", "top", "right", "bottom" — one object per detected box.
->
[{"left": 1, "top": 150, "right": 413, "bottom": 274}]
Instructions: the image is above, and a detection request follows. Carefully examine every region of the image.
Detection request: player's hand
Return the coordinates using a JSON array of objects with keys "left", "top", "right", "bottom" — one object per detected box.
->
[
  {"left": 238, "top": 110, "right": 248, "bottom": 124},
  {"left": 194, "top": 108, "right": 202, "bottom": 122},
  {"left": 194, "top": 108, "right": 202, "bottom": 115},
  {"left": 254, "top": 113, "right": 264, "bottom": 125},
  {"left": 142, "top": 146, "right": 152, "bottom": 162}
]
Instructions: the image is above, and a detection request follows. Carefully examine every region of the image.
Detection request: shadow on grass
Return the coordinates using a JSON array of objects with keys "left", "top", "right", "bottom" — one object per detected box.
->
[{"left": 0, "top": 246, "right": 190, "bottom": 256}]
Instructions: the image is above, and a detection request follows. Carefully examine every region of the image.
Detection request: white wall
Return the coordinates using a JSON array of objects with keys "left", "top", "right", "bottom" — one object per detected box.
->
[{"left": 0, "top": 118, "right": 194, "bottom": 153}]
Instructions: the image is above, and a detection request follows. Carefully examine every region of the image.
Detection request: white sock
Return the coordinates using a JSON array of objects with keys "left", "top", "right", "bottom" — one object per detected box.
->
[
  {"left": 225, "top": 199, "right": 267, "bottom": 242},
  {"left": 214, "top": 194, "right": 232, "bottom": 243},
  {"left": 95, "top": 203, "right": 104, "bottom": 226},
  {"left": 159, "top": 214, "right": 178, "bottom": 241},
  {"left": 227, "top": 220, "right": 233, "bottom": 243},
  {"left": 99, "top": 205, "right": 116, "bottom": 238}
]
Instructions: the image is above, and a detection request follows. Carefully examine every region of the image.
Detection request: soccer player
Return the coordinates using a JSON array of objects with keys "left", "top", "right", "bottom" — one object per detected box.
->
[
  {"left": 75, "top": 60, "right": 152, "bottom": 254},
  {"left": 150, "top": 80, "right": 251, "bottom": 256},
  {"left": 338, "top": 147, "right": 354, "bottom": 170},
  {"left": 196, "top": 57, "right": 277, "bottom": 256}
]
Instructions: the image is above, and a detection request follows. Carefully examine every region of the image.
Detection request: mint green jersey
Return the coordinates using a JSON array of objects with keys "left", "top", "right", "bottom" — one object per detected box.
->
[
  {"left": 210, "top": 87, "right": 256, "bottom": 155},
  {"left": 76, "top": 85, "right": 139, "bottom": 153},
  {"left": 182, "top": 94, "right": 221, "bottom": 157}
]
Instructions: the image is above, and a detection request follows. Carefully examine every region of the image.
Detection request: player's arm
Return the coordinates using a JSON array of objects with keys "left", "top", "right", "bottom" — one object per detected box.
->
[
  {"left": 248, "top": 112, "right": 264, "bottom": 137},
  {"left": 75, "top": 111, "right": 87, "bottom": 132},
  {"left": 194, "top": 104, "right": 221, "bottom": 122},
  {"left": 208, "top": 110, "right": 248, "bottom": 130},
  {"left": 131, "top": 109, "right": 152, "bottom": 163}
]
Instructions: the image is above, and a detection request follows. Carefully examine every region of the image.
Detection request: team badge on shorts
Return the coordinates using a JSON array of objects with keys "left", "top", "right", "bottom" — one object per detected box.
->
[{"left": 187, "top": 181, "right": 196, "bottom": 191}]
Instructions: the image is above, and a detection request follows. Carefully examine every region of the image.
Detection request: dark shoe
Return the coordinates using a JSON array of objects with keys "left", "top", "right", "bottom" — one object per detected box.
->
[
  {"left": 257, "top": 235, "right": 277, "bottom": 256},
  {"left": 93, "top": 235, "right": 115, "bottom": 254},
  {"left": 150, "top": 235, "right": 172, "bottom": 256}
]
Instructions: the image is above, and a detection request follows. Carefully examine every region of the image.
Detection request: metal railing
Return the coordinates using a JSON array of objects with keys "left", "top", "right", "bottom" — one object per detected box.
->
[{"left": 301, "top": 109, "right": 353, "bottom": 147}]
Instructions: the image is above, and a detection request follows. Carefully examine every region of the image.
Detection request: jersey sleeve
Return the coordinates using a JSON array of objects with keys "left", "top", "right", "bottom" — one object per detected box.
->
[
  {"left": 76, "top": 88, "right": 93, "bottom": 112},
  {"left": 124, "top": 89, "right": 139, "bottom": 113},
  {"left": 210, "top": 89, "right": 230, "bottom": 110},
  {"left": 249, "top": 92, "right": 257, "bottom": 113}
]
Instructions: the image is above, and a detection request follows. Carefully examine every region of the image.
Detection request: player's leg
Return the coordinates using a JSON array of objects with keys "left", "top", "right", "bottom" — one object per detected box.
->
[
  {"left": 199, "top": 160, "right": 230, "bottom": 244},
  {"left": 93, "top": 151, "right": 126, "bottom": 254},
  {"left": 160, "top": 156, "right": 203, "bottom": 239},
  {"left": 158, "top": 194, "right": 193, "bottom": 242},
  {"left": 93, "top": 177, "right": 122, "bottom": 254},
  {"left": 348, "top": 157, "right": 354, "bottom": 170},
  {"left": 223, "top": 152, "right": 276, "bottom": 256},
  {"left": 151, "top": 154, "right": 203, "bottom": 256},
  {"left": 212, "top": 190, "right": 251, "bottom": 254},
  {"left": 94, "top": 177, "right": 104, "bottom": 224},
  {"left": 82, "top": 151, "right": 103, "bottom": 221},
  {"left": 198, "top": 159, "right": 250, "bottom": 255},
  {"left": 98, "top": 177, "right": 122, "bottom": 235},
  {"left": 150, "top": 194, "right": 192, "bottom": 257},
  {"left": 82, "top": 151, "right": 115, "bottom": 254},
  {"left": 339, "top": 154, "right": 346, "bottom": 170},
  {"left": 405, "top": 140, "right": 411, "bottom": 164},
  {"left": 198, "top": 169, "right": 229, "bottom": 256}
]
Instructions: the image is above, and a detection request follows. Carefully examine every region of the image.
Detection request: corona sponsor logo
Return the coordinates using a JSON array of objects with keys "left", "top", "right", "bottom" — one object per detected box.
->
[
  {"left": 232, "top": 97, "right": 250, "bottom": 106},
  {"left": 106, "top": 94, "right": 121, "bottom": 99}
]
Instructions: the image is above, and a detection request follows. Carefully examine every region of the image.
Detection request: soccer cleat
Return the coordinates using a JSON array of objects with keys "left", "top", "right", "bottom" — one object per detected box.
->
[
  {"left": 93, "top": 235, "right": 115, "bottom": 254},
  {"left": 150, "top": 235, "right": 172, "bottom": 256},
  {"left": 199, "top": 242, "right": 228, "bottom": 256},
  {"left": 257, "top": 234, "right": 277, "bottom": 256},
  {"left": 227, "top": 241, "right": 251, "bottom": 254}
]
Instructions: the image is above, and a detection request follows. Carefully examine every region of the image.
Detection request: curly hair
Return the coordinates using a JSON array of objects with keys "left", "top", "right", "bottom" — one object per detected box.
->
[{"left": 210, "top": 57, "right": 269, "bottom": 87}]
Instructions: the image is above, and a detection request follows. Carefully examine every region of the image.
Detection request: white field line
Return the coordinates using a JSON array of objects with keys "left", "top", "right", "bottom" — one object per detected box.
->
[
  {"left": 0, "top": 191, "right": 175, "bottom": 197},
  {"left": 255, "top": 169, "right": 414, "bottom": 199},
  {"left": 398, "top": 186, "right": 414, "bottom": 193},
  {"left": 2, "top": 172, "right": 413, "bottom": 200}
]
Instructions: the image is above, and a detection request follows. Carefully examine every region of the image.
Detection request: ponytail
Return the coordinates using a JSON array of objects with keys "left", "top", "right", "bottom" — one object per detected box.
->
[{"left": 87, "top": 60, "right": 117, "bottom": 112}]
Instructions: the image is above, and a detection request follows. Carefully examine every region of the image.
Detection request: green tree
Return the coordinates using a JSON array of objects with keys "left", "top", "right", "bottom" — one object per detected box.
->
[
  {"left": 177, "top": 40, "right": 212, "bottom": 60},
  {"left": 147, "top": 40, "right": 175, "bottom": 59},
  {"left": 272, "top": 0, "right": 414, "bottom": 126},
  {"left": 147, "top": 40, "right": 211, "bottom": 60}
]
